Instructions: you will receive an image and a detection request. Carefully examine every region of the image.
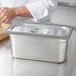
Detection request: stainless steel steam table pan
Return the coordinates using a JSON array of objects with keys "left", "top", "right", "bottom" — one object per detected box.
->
[{"left": 5, "top": 22, "right": 73, "bottom": 63}]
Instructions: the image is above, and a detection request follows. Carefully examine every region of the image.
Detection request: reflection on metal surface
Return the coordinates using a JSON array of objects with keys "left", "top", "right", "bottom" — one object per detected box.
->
[{"left": 12, "top": 59, "right": 65, "bottom": 76}]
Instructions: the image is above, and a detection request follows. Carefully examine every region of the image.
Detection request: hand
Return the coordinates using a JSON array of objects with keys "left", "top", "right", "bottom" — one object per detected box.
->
[
  {"left": 0, "top": 7, "right": 16, "bottom": 23},
  {"left": 0, "top": 6, "right": 32, "bottom": 23}
]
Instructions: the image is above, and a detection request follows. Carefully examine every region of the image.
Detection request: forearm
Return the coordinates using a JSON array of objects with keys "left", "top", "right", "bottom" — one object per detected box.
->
[{"left": 13, "top": 6, "right": 33, "bottom": 17}]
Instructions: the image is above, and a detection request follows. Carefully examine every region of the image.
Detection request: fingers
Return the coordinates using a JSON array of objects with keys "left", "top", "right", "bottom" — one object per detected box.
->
[
  {"left": 0, "top": 15, "right": 11, "bottom": 23},
  {"left": 0, "top": 16, "right": 7, "bottom": 23},
  {"left": 0, "top": 8, "right": 5, "bottom": 21},
  {"left": 0, "top": 7, "right": 11, "bottom": 23},
  {"left": 0, "top": 7, "right": 16, "bottom": 23},
  {"left": 0, "top": 7, "right": 8, "bottom": 23}
]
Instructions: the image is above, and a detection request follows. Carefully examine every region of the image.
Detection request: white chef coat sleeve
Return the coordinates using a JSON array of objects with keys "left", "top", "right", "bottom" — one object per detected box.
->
[{"left": 25, "top": 0, "right": 57, "bottom": 22}]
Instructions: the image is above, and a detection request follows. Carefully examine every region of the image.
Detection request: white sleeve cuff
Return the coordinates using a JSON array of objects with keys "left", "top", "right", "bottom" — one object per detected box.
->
[
  {"left": 25, "top": 1, "right": 48, "bottom": 22},
  {"left": 24, "top": 0, "right": 57, "bottom": 22}
]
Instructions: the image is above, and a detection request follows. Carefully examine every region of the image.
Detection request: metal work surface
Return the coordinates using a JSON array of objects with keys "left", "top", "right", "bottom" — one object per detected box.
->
[{"left": 0, "top": 37, "right": 76, "bottom": 76}]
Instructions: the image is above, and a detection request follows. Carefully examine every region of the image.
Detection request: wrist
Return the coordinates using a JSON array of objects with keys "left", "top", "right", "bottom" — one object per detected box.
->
[
  {"left": 11, "top": 7, "right": 17, "bottom": 17},
  {"left": 12, "top": 6, "right": 32, "bottom": 17},
  {"left": 12, "top": 6, "right": 25, "bottom": 16},
  {"left": 12, "top": 7, "right": 18, "bottom": 16}
]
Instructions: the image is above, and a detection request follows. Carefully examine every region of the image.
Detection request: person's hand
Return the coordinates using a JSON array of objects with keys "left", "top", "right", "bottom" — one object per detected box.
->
[
  {"left": 0, "top": 7, "right": 16, "bottom": 23},
  {"left": 0, "top": 6, "right": 32, "bottom": 23}
]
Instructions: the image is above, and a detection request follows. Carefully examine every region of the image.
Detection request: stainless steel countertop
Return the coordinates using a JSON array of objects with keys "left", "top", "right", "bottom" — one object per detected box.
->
[{"left": 0, "top": 37, "right": 76, "bottom": 76}]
